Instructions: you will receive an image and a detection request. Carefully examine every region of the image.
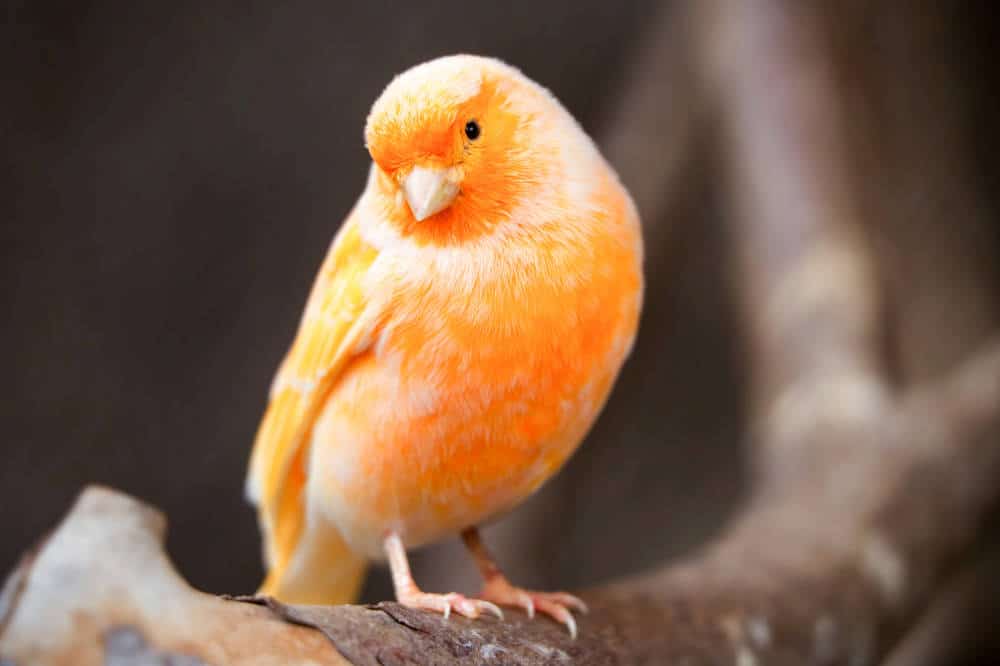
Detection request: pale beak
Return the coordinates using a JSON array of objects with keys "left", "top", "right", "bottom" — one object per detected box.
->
[{"left": 402, "top": 165, "right": 460, "bottom": 221}]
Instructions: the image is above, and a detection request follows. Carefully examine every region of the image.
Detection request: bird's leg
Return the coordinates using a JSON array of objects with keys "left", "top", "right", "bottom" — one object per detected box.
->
[
  {"left": 383, "top": 532, "right": 503, "bottom": 620},
  {"left": 461, "top": 527, "right": 588, "bottom": 638}
]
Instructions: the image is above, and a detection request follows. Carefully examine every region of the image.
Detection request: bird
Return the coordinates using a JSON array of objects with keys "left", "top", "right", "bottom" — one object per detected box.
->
[{"left": 245, "top": 54, "right": 643, "bottom": 638}]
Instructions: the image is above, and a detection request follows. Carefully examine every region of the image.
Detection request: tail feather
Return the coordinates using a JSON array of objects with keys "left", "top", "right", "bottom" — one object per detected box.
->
[
  {"left": 258, "top": 519, "right": 368, "bottom": 605},
  {"left": 256, "top": 443, "right": 367, "bottom": 605}
]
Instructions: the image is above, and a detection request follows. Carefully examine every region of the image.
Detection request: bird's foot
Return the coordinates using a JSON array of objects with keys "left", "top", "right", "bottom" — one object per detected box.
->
[
  {"left": 396, "top": 588, "right": 504, "bottom": 621},
  {"left": 478, "top": 576, "right": 588, "bottom": 638}
]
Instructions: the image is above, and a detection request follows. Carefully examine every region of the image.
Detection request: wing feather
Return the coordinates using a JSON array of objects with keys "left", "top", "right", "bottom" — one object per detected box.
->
[{"left": 245, "top": 209, "right": 379, "bottom": 568}]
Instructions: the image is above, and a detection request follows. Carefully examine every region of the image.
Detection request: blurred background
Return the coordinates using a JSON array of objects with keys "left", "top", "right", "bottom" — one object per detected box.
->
[{"left": 3, "top": 2, "right": 998, "bottom": 663}]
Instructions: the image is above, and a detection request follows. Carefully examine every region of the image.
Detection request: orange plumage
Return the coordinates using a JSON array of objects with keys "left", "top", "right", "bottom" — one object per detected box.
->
[{"left": 246, "top": 54, "right": 643, "bottom": 634}]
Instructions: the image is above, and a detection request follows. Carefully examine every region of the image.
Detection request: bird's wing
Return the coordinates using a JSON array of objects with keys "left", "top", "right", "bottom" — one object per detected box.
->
[{"left": 246, "top": 207, "right": 379, "bottom": 569}]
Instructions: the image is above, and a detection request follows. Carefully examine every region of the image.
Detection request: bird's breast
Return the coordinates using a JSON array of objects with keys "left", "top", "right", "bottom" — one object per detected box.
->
[{"left": 310, "top": 184, "right": 642, "bottom": 556}]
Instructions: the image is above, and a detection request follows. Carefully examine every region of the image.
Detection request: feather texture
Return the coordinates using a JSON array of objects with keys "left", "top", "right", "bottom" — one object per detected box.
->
[
  {"left": 246, "top": 211, "right": 379, "bottom": 575},
  {"left": 246, "top": 54, "right": 643, "bottom": 602}
]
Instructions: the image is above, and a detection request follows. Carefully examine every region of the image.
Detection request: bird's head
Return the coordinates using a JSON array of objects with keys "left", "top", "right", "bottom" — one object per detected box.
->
[{"left": 364, "top": 55, "right": 567, "bottom": 242}]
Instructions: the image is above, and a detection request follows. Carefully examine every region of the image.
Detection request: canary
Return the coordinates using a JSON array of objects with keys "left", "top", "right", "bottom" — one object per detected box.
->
[{"left": 246, "top": 54, "right": 643, "bottom": 637}]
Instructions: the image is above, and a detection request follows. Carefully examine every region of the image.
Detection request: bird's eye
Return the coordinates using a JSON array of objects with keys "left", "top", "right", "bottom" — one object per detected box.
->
[{"left": 464, "top": 120, "right": 481, "bottom": 141}]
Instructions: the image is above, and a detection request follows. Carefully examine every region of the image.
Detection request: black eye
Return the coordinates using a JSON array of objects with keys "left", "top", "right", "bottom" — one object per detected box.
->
[{"left": 464, "top": 120, "right": 480, "bottom": 140}]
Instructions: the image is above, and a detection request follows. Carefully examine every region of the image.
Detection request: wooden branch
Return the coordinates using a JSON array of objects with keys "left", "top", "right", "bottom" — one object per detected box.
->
[
  {"left": 0, "top": 488, "right": 346, "bottom": 666},
  {"left": 861, "top": 2, "right": 1000, "bottom": 383},
  {"left": 702, "top": 0, "right": 891, "bottom": 480},
  {"left": 886, "top": 542, "right": 1000, "bottom": 666}
]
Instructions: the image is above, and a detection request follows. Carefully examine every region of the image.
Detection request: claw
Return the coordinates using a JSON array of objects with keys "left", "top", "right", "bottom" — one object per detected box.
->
[
  {"left": 478, "top": 577, "right": 587, "bottom": 638},
  {"left": 549, "top": 591, "right": 589, "bottom": 614},
  {"left": 386, "top": 534, "right": 504, "bottom": 626},
  {"left": 479, "top": 600, "right": 505, "bottom": 620},
  {"left": 520, "top": 592, "right": 535, "bottom": 619},
  {"left": 533, "top": 596, "right": 578, "bottom": 639},
  {"left": 566, "top": 613, "right": 578, "bottom": 640},
  {"left": 397, "top": 590, "right": 506, "bottom": 623},
  {"left": 562, "top": 611, "right": 578, "bottom": 640},
  {"left": 459, "top": 528, "right": 585, "bottom": 637}
]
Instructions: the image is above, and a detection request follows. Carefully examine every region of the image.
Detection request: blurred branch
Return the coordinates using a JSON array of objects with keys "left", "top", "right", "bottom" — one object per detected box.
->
[
  {"left": 703, "top": 0, "right": 891, "bottom": 485},
  {"left": 868, "top": 7, "right": 1000, "bottom": 659},
  {"left": 860, "top": 3, "right": 999, "bottom": 382},
  {"left": 886, "top": 542, "right": 1000, "bottom": 666}
]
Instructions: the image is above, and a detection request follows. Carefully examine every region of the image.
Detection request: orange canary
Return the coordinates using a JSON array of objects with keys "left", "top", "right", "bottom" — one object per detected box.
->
[{"left": 246, "top": 54, "right": 643, "bottom": 636}]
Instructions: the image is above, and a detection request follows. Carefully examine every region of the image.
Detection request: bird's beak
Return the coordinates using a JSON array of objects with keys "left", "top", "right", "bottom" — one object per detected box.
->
[{"left": 403, "top": 165, "right": 460, "bottom": 221}]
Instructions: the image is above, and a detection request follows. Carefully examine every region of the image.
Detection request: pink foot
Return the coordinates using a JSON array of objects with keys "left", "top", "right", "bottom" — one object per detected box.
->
[
  {"left": 397, "top": 588, "right": 504, "bottom": 621},
  {"left": 479, "top": 576, "right": 588, "bottom": 638}
]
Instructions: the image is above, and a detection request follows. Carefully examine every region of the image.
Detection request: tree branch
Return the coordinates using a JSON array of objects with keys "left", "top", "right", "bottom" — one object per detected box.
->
[{"left": 702, "top": 0, "right": 892, "bottom": 485}]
